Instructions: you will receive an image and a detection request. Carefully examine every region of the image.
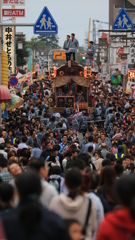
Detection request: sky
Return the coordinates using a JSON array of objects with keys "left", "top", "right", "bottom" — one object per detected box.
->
[{"left": 2, "top": 0, "right": 109, "bottom": 47}]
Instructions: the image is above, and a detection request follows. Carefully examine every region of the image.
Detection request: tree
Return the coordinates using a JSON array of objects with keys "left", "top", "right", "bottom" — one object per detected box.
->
[
  {"left": 27, "top": 36, "right": 39, "bottom": 50},
  {"left": 37, "top": 34, "right": 60, "bottom": 49},
  {"left": 16, "top": 37, "right": 29, "bottom": 67}
]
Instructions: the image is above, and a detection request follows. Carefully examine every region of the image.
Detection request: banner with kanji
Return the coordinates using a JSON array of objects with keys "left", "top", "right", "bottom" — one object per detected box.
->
[{"left": 3, "top": 26, "right": 15, "bottom": 74}]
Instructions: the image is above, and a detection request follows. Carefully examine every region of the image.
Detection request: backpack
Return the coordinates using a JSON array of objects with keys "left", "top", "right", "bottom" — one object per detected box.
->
[
  {"left": 47, "top": 177, "right": 61, "bottom": 194},
  {"left": 72, "top": 119, "right": 79, "bottom": 130},
  {"left": 66, "top": 108, "right": 71, "bottom": 116},
  {"left": 81, "top": 122, "right": 88, "bottom": 132}
]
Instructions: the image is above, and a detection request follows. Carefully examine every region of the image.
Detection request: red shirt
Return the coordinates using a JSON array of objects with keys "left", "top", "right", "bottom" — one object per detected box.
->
[{"left": 96, "top": 208, "right": 135, "bottom": 240}]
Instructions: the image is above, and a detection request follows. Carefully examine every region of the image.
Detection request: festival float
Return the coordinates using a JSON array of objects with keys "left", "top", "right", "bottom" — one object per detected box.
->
[{"left": 46, "top": 60, "right": 98, "bottom": 114}]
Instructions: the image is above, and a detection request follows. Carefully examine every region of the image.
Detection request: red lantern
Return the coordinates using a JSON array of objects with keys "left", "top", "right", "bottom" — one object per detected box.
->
[
  {"left": 59, "top": 71, "right": 64, "bottom": 76},
  {"left": 79, "top": 71, "right": 84, "bottom": 77}
]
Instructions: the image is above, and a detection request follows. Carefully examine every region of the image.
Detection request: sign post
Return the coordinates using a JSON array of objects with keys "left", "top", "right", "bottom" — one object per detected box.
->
[
  {"left": 53, "top": 51, "right": 66, "bottom": 60},
  {"left": 113, "top": 8, "right": 134, "bottom": 30},
  {"left": 2, "top": 0, "right": 25, "bottom": 5},
  {"left": 34, "top": 6, "right": 58, "bottom": 35},
  {"left": 2, "top": 9, "right": 25, "bottom": 17}
]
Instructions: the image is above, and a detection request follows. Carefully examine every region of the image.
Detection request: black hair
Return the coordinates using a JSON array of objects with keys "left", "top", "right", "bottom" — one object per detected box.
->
[
  {"left": 30, "top": 129, "right": 35, "bottom": 136},
  {"left": 65, "top": 168, "right": 82, "bottom": 199},
  {"left": 33, "top": 141, "right": 38, "bottom": 148},
  {"left": 29, "top": 158, "right": 45, "bottom": 172},
  {"left": 53, "top": 145, "right": 60, "bottom": 152},
  {"left": 102, "top": 159, "right": 111, "bottom": 167},
  {"left": 48, "top": 154, "right": 56, "bottom": 163},
  {"left": 15, "top": 171, "right": 42, "bottom": 233},
  {"left": 88, "top": 136, "right": 93, "bottom": 143},
  {"left": 71, "top": 149, "right": 79, "bottom": 155},
  {"left": 45, "top": 141, "right": 50, "bottom": 147},
  {"left": 20, "top": 157, "right": 29, "bottom": 167},
  {"left": 65, "top": 219, "right": 81, "bottom": 228},
  {"left": 0, "top": 183, "right": 14, "bottom": 209},
  {"left": 94, "top": 150, "right": 102, "bottom": 158},
  {"left": 106, "top": 153, "right": 115, "bottom": 163},
  {"left": 114, "top": 164, "right": 124, "bottom": 177},
  {"left": 65, "top": 151, "right": 72, "bottom": 157},
  {"left": 67, "top": 35, "right": 70, "bottom": 38},
  {"left": 22, "top": 149, "right": 31, "bottom": 159},
  {"left": 125, "top": 155, "right": 132, "bottom": 160},
  {"left": 0, "top": 144, "right": 5, "bottom": 150},
  {"left": 88, "top": 146, "right": 93, "bottom": 153},
  {"left": 50, "top": 116, "right": 55, "bottom": 122},
  {"left": 22, "top": 136, "right": 27, "bottom": 143},
  {"left": 0, "top": 155, "right": 7, "bottom": 168},
  {"left": 114, "top": 175, "right": 135, "bottom": 219},
  {"left": 49, "top": 166, "right": 61, "bottom": 175},
  {"left": 90, "top": 172, "right": 100, "bottom": 190},
  {"left": 76, "top": 153, "right": 90, "bottom": 166}
]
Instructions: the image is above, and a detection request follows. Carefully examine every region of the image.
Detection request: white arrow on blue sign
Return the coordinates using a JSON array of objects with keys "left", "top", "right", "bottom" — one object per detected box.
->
[
  {"left": 34, "top": 6, "right": 58, "bottom": 35},
  {"left": 113, "top": 8, "right": 134, "bottom": 30}
]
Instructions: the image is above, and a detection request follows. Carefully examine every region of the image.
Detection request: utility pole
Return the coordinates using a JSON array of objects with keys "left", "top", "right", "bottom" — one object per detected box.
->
[
  {"left": 123, "top": 0, "right": 126, "bottom": 8},
  {"left": 88, "top": 18, "right": 91, "bottom": 46}
]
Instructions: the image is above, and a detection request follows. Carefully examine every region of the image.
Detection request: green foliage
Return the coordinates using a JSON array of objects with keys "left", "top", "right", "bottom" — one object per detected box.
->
[
  {"left": 27, "top": 35, "right": 60, "bottom": 52},
  {"left": 16, "top": 37, "right": 29, "bottom": 67},
  {"left": 37, "top": 35, "right": 60, "bottom": 49}
]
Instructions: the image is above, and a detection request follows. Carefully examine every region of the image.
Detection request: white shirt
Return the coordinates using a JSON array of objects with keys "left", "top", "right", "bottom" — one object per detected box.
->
[
  {"left": 0, "top": 150, "right": 8, "bottom": 159},
  {"left": 88, "top": 192, "right": 104, "bottom": 240},
  {"left": 18, "top": 143, "right": 28, "bottom": 150}
]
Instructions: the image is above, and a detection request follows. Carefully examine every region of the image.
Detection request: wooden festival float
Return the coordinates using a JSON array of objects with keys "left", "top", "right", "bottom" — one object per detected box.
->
[{"left": 46, "top": 60, "right": 98, "bottom": 113}]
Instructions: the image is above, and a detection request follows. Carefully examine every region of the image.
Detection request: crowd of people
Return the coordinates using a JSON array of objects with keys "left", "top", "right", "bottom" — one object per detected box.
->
[{"left": 0, "top": 75, "right": 134, "bottom": 239}]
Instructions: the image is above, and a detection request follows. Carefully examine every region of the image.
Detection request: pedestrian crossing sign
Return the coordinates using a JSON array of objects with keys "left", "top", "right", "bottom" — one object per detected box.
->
[
  {"left": 113, "top": 8, "right": 134, "bottom": 30},
  {"left": 34, "top": 6, "right": 58, "bottom": 35}
]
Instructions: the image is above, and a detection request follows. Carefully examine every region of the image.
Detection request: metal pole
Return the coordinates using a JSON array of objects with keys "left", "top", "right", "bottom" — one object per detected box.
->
[
  {"left": 0, "top": 0, "right": 2, "bottom": 124},
  {"left": 123, "top": 0, "right": 126, "bottom": 8},
  {"left": 88, "top": 18, "right": 91, "bottom": 46}
]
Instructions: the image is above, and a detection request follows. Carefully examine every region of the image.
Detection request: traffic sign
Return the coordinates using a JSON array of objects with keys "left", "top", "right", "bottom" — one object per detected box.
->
[
  {"left": 34, "top": 7, "right": 58, "bottom": 35},
  {"left": 53, "top": 51, "right": 66, "bottom": 60},
  {"left": 2, "top": 0, "right": 25, "bottom": 5},
  {"left": 113, "top": 8, "right": 134, "bottom": 30},
  {"left": 9, "top": 76, "right": 18, "bottom": 86},
  {"left": 15, "top": 67, "right": 18, "bottom": 75},
  {"left": 2, "top": 9, "right": 25, "bottom": 17},
  {"left": 118, "top": 48, "right": 124, "bottom": 57}
]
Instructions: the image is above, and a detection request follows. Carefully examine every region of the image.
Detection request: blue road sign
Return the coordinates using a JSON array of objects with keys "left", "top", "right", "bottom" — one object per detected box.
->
[
  {"left": 113, "top": 8, "right": 134, "bottom": 30},
  {"left": 9, "top": 76, "right": 18, "bottom": 87},
  {"left": 34, "top": 7, "right": 58, "bottom": 35}
]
